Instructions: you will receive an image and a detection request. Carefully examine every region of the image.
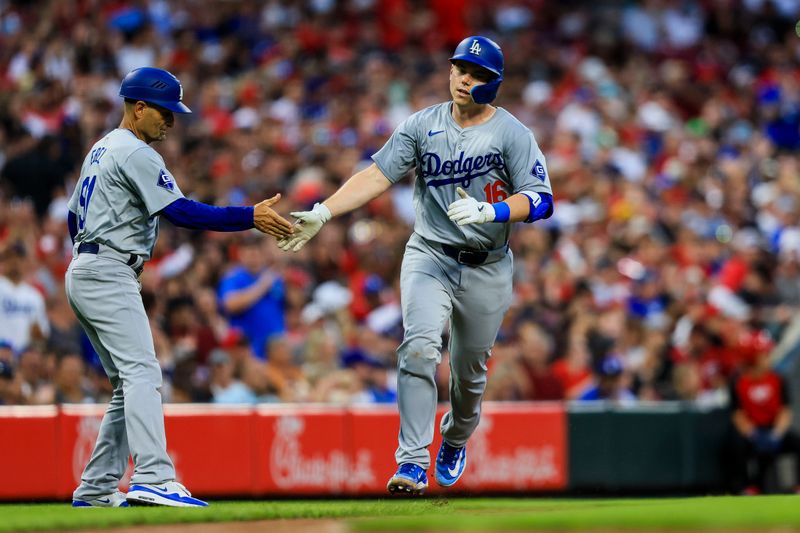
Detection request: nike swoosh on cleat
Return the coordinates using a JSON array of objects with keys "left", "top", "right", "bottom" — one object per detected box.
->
[
  {"left": 477, "top": 205, "right": 484, "bottom": 212},
  {"left": 447, "top": 453, "right": 463, "bottom": 477},
  {"left": 133, "top": 485, "right": 171, "bottom": 494},
  {"left": 96, "top": 498, "right": 110, "bottom": 504},
  {"left": 428, "top": 130, "right": 445, "bottom": 137}
]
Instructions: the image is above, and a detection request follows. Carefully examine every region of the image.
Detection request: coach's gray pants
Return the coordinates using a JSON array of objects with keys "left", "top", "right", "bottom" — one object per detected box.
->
[
  {"left": 395, "top": 233, "right": 512, "bottom": 468},
  {"left": 66, "top": 253, "right": 174, "bottom": 499}
]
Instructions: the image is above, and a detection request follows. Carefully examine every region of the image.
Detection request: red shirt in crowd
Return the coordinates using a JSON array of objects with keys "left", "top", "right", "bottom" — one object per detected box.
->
[
  {"left": 551, "top": 359, "right": 592, "bottom": 399},
  {"left": 731, "top": 371, "right": 789, "bottom": 428}
]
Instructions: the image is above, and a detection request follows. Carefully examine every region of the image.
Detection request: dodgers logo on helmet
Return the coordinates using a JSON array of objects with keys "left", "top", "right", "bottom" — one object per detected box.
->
[
  {"left": 449, "top": 36, "right": 504, "bottom": 104},
  {"left": 469, "top": 39, "right": 482, "bottom": 55}
]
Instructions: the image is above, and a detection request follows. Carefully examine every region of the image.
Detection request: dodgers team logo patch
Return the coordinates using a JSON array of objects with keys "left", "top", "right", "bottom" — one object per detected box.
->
[
  {"left": 157, "top": 169, "right": 175, "bottom": 192},
  {"left": 531, "top": 160, "right": 547, "bottom": 182}
]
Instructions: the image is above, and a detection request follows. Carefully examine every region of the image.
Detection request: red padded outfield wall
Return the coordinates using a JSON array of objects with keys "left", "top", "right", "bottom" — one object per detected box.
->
[{"left": 0, "top": 402, "right": 566, "bottom": 500}]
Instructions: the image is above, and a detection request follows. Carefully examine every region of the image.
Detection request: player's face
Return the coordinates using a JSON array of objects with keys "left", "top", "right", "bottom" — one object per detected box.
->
[
  {"left": 140, "top": 103, "right": 175, "bottom": 143},
  {"left": 450, "top": 61, "right": 494, "bottom": 106}
]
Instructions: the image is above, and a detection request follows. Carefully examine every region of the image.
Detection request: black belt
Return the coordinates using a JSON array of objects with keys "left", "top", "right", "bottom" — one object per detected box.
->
[
  {"left": 441, "top": 243, "right": 492, "bottom": 266},
  {"left": 77, "top": 242, "right": 143, "bottom": 276}
]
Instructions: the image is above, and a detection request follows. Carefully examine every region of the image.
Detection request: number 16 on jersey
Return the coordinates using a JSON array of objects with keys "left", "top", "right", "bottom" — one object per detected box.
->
[{"left": 78, "top": 175, "right": 96, "bottom": 230}]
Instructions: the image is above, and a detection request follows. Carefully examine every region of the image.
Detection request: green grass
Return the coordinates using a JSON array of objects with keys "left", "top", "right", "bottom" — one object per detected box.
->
[{"left": 2, "top": 496, "right": 800, "bottom": 532}]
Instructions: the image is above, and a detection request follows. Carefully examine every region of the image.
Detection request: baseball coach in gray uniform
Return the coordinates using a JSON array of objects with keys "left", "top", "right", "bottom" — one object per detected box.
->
[
  {"left": 66, "top": 67, "right": 294, "bottom": 508},
  {"left": 278, "top": 36, "right": 554, "bottom": 494}
]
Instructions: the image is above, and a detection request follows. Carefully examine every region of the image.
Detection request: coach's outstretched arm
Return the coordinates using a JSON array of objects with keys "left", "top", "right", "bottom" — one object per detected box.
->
[
  {"left": 160, "top": 194, "right": 294, "bottom": 238},
  {"left": 277, "top": 163, "right": 392, "bottom": 252}
]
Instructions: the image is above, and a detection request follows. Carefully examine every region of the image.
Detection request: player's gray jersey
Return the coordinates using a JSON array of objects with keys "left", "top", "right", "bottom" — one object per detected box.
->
[
  {"left": 67, "top": 129, "right": 184, "bottom": 260},
  {"left": 372, "top": 103, "right": 551, "bottom": 250}
]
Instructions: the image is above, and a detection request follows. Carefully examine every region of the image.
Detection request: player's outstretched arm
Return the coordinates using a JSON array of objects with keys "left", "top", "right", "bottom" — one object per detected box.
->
[
  {"left": 160, "top": 195, "right": 294, "bottom": 238},
  {"left": 277, "top": 163, "right": 392, "bottom": 252}
]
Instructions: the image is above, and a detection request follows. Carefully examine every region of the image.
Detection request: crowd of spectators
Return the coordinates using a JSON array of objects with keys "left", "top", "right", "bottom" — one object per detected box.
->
[{"left": 1, "top": 0, "right": 800, "bottom": 409}]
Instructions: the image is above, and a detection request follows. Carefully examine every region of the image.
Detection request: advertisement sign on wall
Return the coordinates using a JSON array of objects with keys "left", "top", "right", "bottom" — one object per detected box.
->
[{"left": 0, "top": 402, "right": 566, "bottom": 499}]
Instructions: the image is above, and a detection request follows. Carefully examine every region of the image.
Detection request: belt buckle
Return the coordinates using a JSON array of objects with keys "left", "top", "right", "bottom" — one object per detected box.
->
[{"left": 457, "top": 249, "right": 482, "bottom": 265}]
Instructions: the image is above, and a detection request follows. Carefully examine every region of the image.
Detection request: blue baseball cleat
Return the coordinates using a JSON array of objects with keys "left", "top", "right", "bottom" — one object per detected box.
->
[
  {"left": 126, "top": 481, "right": 208, "bottom": 507},
  {"left": 72, "top": 491, "right": 129, "bottom": 507},
  {"left": 387, "top": 463, "right": 428, "bottom": 495},
  {"left": 435, "top": 441, "right": 467, "bottom": 487}
]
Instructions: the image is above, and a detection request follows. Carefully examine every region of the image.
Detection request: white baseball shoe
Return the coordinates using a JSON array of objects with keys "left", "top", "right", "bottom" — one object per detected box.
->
[
  {"left": 72, "top": 490, "right": 129, "bottom": 508},
  {"left": 126, "top": 481, "right": 208, "bottom": 507}
]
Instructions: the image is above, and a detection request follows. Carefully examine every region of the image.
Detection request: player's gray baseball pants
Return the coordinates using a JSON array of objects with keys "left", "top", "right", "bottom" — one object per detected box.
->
[
  {"left": 65, "top": 250, "right": 175, "bottom": 499},
  {"left": 395, "top": 233, "right": 513, "bottom": 468}
]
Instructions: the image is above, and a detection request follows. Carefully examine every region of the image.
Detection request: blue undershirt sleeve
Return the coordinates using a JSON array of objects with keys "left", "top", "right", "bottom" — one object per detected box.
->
[
  {"left": 161, "top": 198, "right": 254, "bottom": 232},
  {"left": 67, "top": 210, "right": 78, "bottom": 243}
]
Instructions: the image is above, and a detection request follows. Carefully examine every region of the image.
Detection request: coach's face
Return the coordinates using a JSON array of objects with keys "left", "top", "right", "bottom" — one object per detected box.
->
[
  {"left": 134, "top": 101, "right": 175, "bottom": 143},
  {"left": 450, "top": 60, "right": 494, "bottom": 106}
]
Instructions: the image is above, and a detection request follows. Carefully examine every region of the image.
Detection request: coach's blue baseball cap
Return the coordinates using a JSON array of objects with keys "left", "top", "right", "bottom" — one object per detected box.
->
[{"left": 119, "top": 67, "right": 192, "bottom": 114}]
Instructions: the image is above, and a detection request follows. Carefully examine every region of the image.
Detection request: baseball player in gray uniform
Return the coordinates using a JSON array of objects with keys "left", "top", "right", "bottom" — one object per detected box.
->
[
  {"left": 66, "top": 67, "right": 293, "bottom": 508},
  {"left": 278, "top": 36, "right": 554, "bottom": 494}
]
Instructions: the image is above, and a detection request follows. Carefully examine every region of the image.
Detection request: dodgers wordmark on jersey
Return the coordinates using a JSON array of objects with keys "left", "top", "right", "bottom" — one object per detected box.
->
[
  {"left": 67, "top": 129, "right": 184, "bottom": 259},
  {"left": 372, "top": 103, "right": 552, "bottom": 250}
]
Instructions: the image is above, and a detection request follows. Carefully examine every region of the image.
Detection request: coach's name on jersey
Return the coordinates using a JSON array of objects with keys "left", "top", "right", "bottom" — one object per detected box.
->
[
  {"left": 90, "top": 147, "right": 107, "bottom": 165},
  {"left": 421, "top": 150, "right": 506, "bottom": 188}
]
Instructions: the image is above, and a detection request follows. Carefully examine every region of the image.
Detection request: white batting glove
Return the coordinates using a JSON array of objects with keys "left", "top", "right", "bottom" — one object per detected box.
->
[
  {"left": 447, "top": 187, "right": 495, "bottom": 226},
  {"left": 277, "top": 203, "right": 332, "bottom": 252}
]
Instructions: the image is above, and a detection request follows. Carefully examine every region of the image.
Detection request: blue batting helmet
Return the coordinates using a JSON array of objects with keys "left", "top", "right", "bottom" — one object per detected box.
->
[
  {"left": 449, "top": 36, "right": 504, "bottom": 104},
  {"left": 119, "top": 67, "right": 191, "bottom": 114}
]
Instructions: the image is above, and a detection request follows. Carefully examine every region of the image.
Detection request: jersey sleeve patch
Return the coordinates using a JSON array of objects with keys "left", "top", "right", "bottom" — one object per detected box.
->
[
  {"left": 531, "top": 160, "right": 547, "bottom": 182},
  {"left": 157, "top": 169, "right": 175, "bottom": 192}
]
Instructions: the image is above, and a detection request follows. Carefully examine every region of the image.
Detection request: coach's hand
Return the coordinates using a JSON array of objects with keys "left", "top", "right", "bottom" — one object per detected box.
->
[
  {"left": 277, "top": 202, "right": 332, "bottom": 252},
  {"left": 447, "top": 187, "right": 495, "bottom": 226},
  {"left": 254, "top": 194, "right": 294, "bottom": 238}
]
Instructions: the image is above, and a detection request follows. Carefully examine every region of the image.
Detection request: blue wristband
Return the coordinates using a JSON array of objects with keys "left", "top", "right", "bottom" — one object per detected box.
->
[{"left": 492, "top": 201, "right": 510, "bottom": 222}]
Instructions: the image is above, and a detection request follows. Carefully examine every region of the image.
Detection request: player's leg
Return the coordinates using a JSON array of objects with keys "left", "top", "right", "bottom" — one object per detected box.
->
[
  {"left": 66, "top": 263, "right": 131, "bottom": 505},
  {"left": 442, "top": 253, "right": 512, "bottom": 445},
  {"left": 71, "top": 260, "right": 206, "bottom": 506},
  {"left": 437, "top": 253, "right": 512, "bottom": 486},
  {"left": 389, "top": 237, "right": 455, "bottom": 494},
  {"left": 67, "top": 258, "right": 175, "bottom": 485}
]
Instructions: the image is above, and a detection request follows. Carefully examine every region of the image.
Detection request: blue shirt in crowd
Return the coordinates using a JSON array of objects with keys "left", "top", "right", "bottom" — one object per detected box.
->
[{"left": 217, "top": 268, "right": 285, "bottom": 359}]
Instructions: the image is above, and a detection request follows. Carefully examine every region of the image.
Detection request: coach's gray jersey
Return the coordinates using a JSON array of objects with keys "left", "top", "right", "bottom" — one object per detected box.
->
[
  {"left": 372, "top": 102, "right": 551, "bottom": 250},
  {"left": 67, "top": 129, "right": 184, "bottom": 260}
]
